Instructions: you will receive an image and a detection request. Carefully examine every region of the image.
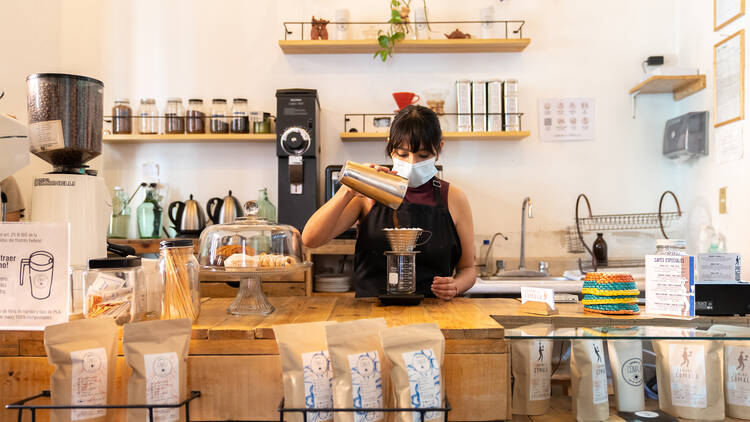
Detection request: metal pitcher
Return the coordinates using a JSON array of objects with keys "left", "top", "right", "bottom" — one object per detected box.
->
[
  {"left": 339, "top": 161, "right": 408, "bottom": 210},
  {"left": 206, "top": 190, "right": 244, "bottom": 224},
  {"left": 168, "top": 194, "right": 207, "bottom": 235}
]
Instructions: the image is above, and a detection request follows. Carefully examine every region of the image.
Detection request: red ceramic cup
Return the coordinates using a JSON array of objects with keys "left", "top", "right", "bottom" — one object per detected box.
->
[{"left": 393, "top": 92, "right": 421, "bottom": 110}]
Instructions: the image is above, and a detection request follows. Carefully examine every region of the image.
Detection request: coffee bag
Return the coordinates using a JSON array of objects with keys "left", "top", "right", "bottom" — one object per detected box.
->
[
  {"left": 326, "top": 318, "right": 389, "bottom": 422},
  {"left": 380, "top": 323, "right": 445, "bottom": 422},
  {"left": 570, "top": 339, "right": 609, "bottom": 422},
  {"left": 653, "top": 339, "right": 724, "bottom": 420},
  {"left": 274, "top": 321, "right": 337, "bottom": 422},
  {"left": 511, "top": 339, "right": 553, "bottom": 415},
  {"left": 708, "top": 325, "right": 750, "bottom": 419},
  {"left": 44, "top": 317, "right": 118, "bottom": 422},
  {"left": 123, "top": 318, "right": 191, "bottom": 422}
]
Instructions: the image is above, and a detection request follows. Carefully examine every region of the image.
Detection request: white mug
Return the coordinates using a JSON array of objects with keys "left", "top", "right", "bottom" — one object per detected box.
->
[
  {"left": 479, "top": 6, "right": 495, "bottom": 39},
  {"left": 20, "top": 250, "right": 55, "bottom": 300},
  {"left": 335, "top": 8, "right": 350, "bottom": 40}
]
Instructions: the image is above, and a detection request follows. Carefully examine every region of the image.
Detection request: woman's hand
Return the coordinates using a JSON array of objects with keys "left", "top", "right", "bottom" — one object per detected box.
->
[{"left": 431, "top": 276, "right": 459, "bottom": 301}]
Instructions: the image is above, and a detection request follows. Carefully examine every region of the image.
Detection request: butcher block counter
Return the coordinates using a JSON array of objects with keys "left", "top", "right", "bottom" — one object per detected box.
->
[{"left": 3, "top": 297, "right": 747, "bottom": 422}]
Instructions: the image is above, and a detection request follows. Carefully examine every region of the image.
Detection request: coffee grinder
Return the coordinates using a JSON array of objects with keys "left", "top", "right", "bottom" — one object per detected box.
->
[
  {"left": 275, "top": 89, "right": 320, "bottom": 232},
  {"left": 380, "top": 228, "right": 431, "bottom": 305}
]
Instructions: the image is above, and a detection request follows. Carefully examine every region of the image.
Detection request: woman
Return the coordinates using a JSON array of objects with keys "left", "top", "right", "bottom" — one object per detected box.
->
[{"left": 302, "top": 105, "right": 476, "bottom": 300}]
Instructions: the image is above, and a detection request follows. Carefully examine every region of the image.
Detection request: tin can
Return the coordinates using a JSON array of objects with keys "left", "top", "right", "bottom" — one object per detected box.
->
[
  {"left": 456, "top": 80, "right": 472, "bottom": 132},
  {"left": 487, "top": 80, "right": 503, "bottom": 131},
  {"left": 503, "top": 93, "right": 519, "bottom": 132},
  {"left": 472, "top": 80, "right": 488, "bottom": 132},
  {"left": 504, "top": 79, "right": 519, "bottom": 96},
  {"left": 339, "top": 161, "right": 408, "bottom": 210}
]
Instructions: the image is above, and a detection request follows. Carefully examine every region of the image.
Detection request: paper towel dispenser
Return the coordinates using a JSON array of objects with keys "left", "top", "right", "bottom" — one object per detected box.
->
[{"left": 663, "top": 111, "right": 708, "bottom": 159}]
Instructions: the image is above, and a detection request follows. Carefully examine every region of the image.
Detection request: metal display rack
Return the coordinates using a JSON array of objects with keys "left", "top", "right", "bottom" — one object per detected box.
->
[
  {"left": 278, "top": 397, "right": 451, "bottom": 422},
  {"left": 6, "top": 390, "right": 201, "bottom": 422},
  {"left": 344, "top": 112, "right": 525, "bottom": 133},
  {"left": 575, "top": 190, "right": 682, "bottom": 273},
  {"left": 282, "top": 20, "right": 526, "bottom": 40}
]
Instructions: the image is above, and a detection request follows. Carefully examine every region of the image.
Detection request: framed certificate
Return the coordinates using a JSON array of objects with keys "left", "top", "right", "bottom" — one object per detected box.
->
[
  {"left": 714, "top": 30, "right": 745, "bottom": 127},
  {"left": 715, "top": 0, "right": 745, "bottom": 31}
]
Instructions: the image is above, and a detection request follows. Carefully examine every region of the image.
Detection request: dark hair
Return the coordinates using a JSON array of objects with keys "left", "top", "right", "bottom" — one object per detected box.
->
[{"left": 386, "top": 105, "right": 442, "bottom": 156}]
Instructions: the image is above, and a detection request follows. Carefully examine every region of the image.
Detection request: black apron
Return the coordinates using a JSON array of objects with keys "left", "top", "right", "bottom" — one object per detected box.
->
[{"left": 353, "top": 178, "right": 462, "bottom": 297}]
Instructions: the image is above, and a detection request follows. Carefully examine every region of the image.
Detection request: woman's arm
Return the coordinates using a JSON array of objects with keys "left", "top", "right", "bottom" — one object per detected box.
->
[
  {"left": 301, "top": 186, "right": 363, "bottom": 248},
  {"left": 431, "top": 185, "right": 477, "bottom": 300}
]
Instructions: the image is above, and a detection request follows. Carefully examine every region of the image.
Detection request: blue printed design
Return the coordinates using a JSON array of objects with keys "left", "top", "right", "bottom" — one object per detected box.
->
[
  {"left": 302, "top": 350, "right": 333, "bottom": 422},
  {"left": 402, "top": 348, "right": 441, "bottom": 422},
  {"left": 349, "top": 351, "right": 383, "bottom": 422}
]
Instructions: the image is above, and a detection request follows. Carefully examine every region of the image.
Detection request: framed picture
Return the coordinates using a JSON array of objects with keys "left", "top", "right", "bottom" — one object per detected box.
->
[
  {"left": 715, "top": 0, "right": 745, "bottom": 31},
  {"left": 714, "top": 30, "right": 745, "bottom": 127}
]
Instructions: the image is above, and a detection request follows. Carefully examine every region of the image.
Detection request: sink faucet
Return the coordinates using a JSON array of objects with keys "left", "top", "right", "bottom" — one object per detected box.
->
[
  {"left": 519, "top": 197, "right": 533, "bottom": 270},
  {"left": 482, "top": 232, "right": 508, "bottom": 276}
]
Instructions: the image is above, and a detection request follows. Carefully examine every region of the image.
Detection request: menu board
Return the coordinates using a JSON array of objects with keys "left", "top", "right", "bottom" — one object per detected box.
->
[
  {"left": 538, "top": 98, "right": 595, "bottom": 141},
  {"left": 645, "top": 255, "right": 695, "bottom": 317},
  {"left": 0, "top": 222, "right": 69, "bottom": 330}
]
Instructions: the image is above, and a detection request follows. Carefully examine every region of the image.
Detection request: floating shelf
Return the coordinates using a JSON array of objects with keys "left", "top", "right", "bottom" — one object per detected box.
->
[
  {"left": 340, "top": 131, "right": 529, "bottom": 142},
  {"left": 103, "top": 133, "right": 276, "bottom": 144},
  {"left": 279, "top": 38, "right": 530, "bottom": 54},
  {"left": 629, "top": 74, "right": 706, "bottom": 100}
]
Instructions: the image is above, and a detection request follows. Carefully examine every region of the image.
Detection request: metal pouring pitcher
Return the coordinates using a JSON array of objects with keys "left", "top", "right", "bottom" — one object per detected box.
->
[{"left": 339, "top": 161, "right": 407, "bottom": 210}]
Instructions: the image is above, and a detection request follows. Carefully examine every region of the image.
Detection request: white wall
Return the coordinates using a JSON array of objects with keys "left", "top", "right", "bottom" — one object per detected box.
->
[
  {"left": 676, "top": 0, "right": 750, "bottom": 278},
  {"left": 2, "top": 0, "right": 701, "bottom": 265}
]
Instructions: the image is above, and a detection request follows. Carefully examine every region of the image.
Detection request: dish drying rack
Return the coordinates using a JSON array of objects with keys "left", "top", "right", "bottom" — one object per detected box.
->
[{"left": 574, "top": 190, "right": 682, "bottom": 273}]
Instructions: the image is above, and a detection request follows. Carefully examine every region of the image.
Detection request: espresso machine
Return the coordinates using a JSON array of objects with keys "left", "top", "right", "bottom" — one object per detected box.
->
[{"left": 275, "top": 89, "right": 320, "bottom": 231}]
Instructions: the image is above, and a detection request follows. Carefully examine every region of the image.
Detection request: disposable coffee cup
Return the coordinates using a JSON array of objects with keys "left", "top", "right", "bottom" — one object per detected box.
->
[{"left": 607, "top": 340, "right": 645, "bottom": 412}]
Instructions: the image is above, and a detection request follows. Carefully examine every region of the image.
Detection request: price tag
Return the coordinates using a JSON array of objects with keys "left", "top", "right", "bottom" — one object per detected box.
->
[{"left": 521, "top": 286, "right": 556, "bottom": 310}]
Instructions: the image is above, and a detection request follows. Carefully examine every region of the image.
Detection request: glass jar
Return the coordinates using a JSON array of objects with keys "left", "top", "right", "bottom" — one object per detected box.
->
[
  {"left": 231, "top": 98, "right": 250, "bottom": 133},
  {"left": 137, "top": 185, "right": 162, "bottom": 239},
  {"left": 108, "top": 186, "right": 131, "bottom": 238},
  {"left": 164, "top": 97, "right": 185, "bottom": 134},
  {"left": 83, "top": 257, "right": 146, "bottom": 325},
  {"left": 137, "top": 98, "right": 158, "bottom": 134},
  {"left": 186, "top": 98, "right": 205, "bottom": 134},
  {"left": 159, "top": 239, "right": 200, "bottom": 320},
  {"left": 210, "top": 98, "right": 230, "bottom": 134},
  {"left": 656, "top": 239, "right": 687, "bottom": 256},
  {"left": 112, "top": 98, "right": 132, "bottom": 134},
  {"left": 257, "top": 188, "right": 276, "bottom": 222}
]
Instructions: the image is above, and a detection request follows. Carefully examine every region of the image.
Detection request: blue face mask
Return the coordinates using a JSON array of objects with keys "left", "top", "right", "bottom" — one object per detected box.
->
[{"left": 391, "top": 157, "right": 438, "bottom": 188}]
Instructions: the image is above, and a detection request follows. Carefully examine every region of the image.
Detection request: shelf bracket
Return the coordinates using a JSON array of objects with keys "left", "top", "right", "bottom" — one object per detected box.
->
[{"left": 631, "top": 92, "right": 639, "bottom": 119}]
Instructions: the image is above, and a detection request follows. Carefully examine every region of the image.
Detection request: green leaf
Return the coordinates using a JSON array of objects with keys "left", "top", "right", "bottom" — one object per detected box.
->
[
  {"left": 391, "top": 9, "right": 402, "bottom": 20},
  {"left": 391, "top": 0, "right": 401, "bottom": 7},
  {"left": 380, "top": 50, "right": 388, "bottom": 62},
  {"left": 378, "top": 35, "right": 390, "bottom": 48},
  {"left": 391, "top": 31, "right": 405, "bottom": 41}
]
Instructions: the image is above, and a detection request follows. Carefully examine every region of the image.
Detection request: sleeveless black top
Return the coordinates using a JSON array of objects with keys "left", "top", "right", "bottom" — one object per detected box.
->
[{"left": 353, "top": 177, "right": 462, "bottom": 297}]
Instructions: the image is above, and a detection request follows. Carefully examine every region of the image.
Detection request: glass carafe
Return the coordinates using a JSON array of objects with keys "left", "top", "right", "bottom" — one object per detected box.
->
[
  {"left": 385, "top": 251, "right": 418, "bottom": 294},
  {"left": 137, "top": 187, "right": 163, "bottom": 239},
  {"left": 109, "top": 186, "right": 131, "bottom": 238},
  {"left": 257, "top": 188, "right": 277, "bottom": 222}
]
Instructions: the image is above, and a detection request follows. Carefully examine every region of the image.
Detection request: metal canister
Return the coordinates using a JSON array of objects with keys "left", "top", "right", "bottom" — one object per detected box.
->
[
  {"left": 487, "top": 80, "right": 503, "bottom": 131},
  {"left": 504, "top": 79, "right": 519, "bottom": 96},
  {"left": 456, "top": 80, "right": 472, "bottom": 132},
  {"left": 339, "top": 161, "right": 408, "bottom": 210},
  {"left": 472, "top": 80, "right": 488, "bottom": 132},
  {"left": 503, "top": 80, "right": 520, "bottom": 132}
]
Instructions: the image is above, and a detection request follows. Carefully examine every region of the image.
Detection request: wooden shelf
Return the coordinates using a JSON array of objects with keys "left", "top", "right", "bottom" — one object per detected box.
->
[
  {"left": 279, "top": 38, "right": 530, "bottom": 54},
  {"left": 629, "top": 74, "right": 706, "bottom": 100},
  {"left": 103, "top": 133, "right": 276, "bottom": 144},
  {"left": 340, "top": 131, "right": 530, "bottom": 142},
  {"left": 108, "top": 238, "right": 199, "bottom": 254}
]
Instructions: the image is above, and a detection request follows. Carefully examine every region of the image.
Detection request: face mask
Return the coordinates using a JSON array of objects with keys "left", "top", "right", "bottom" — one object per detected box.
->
[{"left": 391, "top": 157, "right": 438, "bottom": 188}]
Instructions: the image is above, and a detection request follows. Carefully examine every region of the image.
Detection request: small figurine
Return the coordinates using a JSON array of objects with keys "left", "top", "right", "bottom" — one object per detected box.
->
[
  {"left": 310, "top": 16, "right": 330, "bottom": 40},
  {"left": 393, "top": 4, "right": 411, "bottom": 33},
  {"left": 444, "top": 28, "right": 471, "bottom": 39}
]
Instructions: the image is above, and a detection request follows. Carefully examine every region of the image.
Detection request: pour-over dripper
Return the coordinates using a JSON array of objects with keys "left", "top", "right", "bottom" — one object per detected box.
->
[{"left": 382, "top": 228, "right": 432, "bottom": 252}]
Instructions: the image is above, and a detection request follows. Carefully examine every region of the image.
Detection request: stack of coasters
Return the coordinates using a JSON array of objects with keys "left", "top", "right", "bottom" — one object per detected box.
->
[{"left": 582, "top": 272, "right": 640, "bottom": 314}]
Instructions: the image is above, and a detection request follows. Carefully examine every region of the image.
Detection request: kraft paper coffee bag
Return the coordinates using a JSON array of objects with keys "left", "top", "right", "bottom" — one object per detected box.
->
[
  {"left": 709, "top": 325, "right": 750, "bottom": 419},
  {"left": 653, "top": 339, "right": 724, "bottom": 420},
  {"left": 511, "top": 338, "right": 553, "bottom": 415},
  {"left": 570, "top": 339, "right": 609, "bottom": 422},
  {"left": 380, "top": 323, "right": 445, "bottom": 422},
  {"left": 326, "top": 318, "right": 390, "bottom": 422},
  {"left": 123, "top": 318, "right": 191, "bottom": 422},
  {"left": 275, "top": 321, "right": 337, "bottom": 422},
  {"left": 44, "top": 317, "right": 118, "bottom": 422}
]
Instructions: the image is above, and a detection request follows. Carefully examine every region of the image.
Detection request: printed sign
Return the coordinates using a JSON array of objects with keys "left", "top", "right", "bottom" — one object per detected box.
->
[
  {"left": 0, "top": 222, "right": 69, "bottom": 330},
  {"left": 521, "top": 286, "right": 556, "bottom": 310},
  {"left": 538, "top": 98, "right": 595, "bottom": 141},
  {"left": 645, "top": 255, "right": 695, "bottom": 316}
]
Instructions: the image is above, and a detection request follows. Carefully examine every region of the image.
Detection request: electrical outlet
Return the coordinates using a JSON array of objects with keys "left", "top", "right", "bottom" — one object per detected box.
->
[{"left": 719, "top": 187, "right": 727, "bottom": 214}]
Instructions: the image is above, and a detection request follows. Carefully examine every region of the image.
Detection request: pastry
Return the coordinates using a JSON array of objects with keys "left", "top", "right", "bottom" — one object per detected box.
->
[
  {"left": 223, "top": 253, "right": 258, "bottom": 268},
  {"left": 213, "top": 244, "right": 255, "bottom": 266}
]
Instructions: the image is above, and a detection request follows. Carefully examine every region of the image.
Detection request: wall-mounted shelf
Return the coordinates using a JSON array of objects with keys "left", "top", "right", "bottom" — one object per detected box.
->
[
  {"left": 102, "top": 133, "right": 276, "bottom": 144},
  {"left": 629, "top": 74, "right": 706, "bottom": 100},
  {"left": 340, "top": 131, "right": 529, "bottom": 142},
  {"left": 279, "top": 38, "right": 530, "bottom": 54}
]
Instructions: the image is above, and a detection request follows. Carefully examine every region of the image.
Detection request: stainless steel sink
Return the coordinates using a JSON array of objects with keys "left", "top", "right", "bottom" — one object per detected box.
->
[{"left": 479, "top": 276, "right": 569, "bottom": 282}]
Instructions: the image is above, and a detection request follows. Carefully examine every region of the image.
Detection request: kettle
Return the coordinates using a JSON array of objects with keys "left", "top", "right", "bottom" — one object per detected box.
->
[
  {"left": 168, "top": 194, "right": 207, "bottom": 237},
  {"left": 207, "top": 190, "right": 244, "bottom": 224}
]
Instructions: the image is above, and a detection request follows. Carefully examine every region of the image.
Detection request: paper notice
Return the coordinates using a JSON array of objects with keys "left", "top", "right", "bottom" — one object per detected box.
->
[
  {"left": 715, "top": 31, "right": 744, "bottom": 126},
  {"left": 716, "top": 122, "right": 744, "bottom": 163}
]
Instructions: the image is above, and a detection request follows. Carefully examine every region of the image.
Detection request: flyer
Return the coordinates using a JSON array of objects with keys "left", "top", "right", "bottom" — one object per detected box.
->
[
  {"left": 645, "top": 255, "right": 695, "bottom": 317},
  {"left": 0, "top": 222, "right": 70, "bottom": 330}
]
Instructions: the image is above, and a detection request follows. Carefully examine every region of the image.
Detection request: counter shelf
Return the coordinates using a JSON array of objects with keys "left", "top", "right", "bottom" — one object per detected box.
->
[
  {"left": 278, "top": 397, "right": 451, "bottom": 422},
  {"left": 200, "top": 262, "right": 312, "bottom": 315},
  {"left": 6, "top": 390, "right": 201, "bottom": 422}
]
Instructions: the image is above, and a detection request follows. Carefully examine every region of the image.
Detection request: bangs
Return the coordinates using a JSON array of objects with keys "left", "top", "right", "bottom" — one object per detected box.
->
[{"left": 386, "top": 105, "right": 442, "bottom": 156}]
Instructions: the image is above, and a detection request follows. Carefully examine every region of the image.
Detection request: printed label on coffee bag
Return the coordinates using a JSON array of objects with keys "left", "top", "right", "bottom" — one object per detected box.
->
[
  {"left": 348, "top": 351, "right": 383, "bottom": 422},
  {"left": 70, "top": 347, "right": 107, "bottom": 421},
  {"left": 144, "top": 352, "right": 180, "bottom": 422},
  {"left": 591, "top": 342, "right": 608, "bottom": 404},
  {"left": 402, "top": 348, "right": 441, "bottom": 422},
  {"left": 528, "top": 340, "right": 552, "bottom": 401},
  {"left": 727, "top": 345, "right": 750, "bottom": 406},
  {"left": 28, "top": 120, "right": 65, "bottom": 152},
  {"left": 668, "top": 343, "right": 707, "bottom": 408},
  {"left": 302, "top": 350, "right": 333, "bottom": 422}
]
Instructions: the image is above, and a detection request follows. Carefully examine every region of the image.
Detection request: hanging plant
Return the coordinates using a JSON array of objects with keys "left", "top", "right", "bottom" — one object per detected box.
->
[{"left": 375, "top": 0, "right": 429, "bottom": 62}]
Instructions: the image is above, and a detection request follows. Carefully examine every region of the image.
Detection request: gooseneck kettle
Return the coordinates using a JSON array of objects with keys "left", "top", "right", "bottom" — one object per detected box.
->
[
  {"left": 168, "top": 194, "right": 207, "bottom": 237},
  {"left": 206, "top": 190, "right": 244, "bottom": 224}
]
